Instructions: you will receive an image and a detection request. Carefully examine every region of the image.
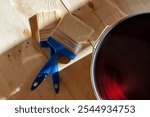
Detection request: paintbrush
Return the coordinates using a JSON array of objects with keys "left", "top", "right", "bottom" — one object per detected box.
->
[{"left": 30, "top": 12, "right": 94, "bottom": 93}]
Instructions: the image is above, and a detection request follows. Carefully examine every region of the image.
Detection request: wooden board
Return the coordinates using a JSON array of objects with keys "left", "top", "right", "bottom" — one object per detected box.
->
[
  {"left": 62, "top": 0, "right": 150, "bottom": 46},
  {"left": 1, "top": 0, "right": 150, "bottom": 100},
  {"left": 111, "top": 0, "right": 150, "bottom": 14},
  {"left": 0, "top": 0, "right": 95, "bottom": 100},
  {"left": 62, "top": 0, "right": 126, "bottom": 46},
  {"left": 8, "top": 54, "right": 95, "bottom": 100}
]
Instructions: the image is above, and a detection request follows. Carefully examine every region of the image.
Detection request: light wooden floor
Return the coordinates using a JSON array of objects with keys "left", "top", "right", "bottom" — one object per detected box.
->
[{"left": 1, "top": 0, "right": 150, "bottom": 99}]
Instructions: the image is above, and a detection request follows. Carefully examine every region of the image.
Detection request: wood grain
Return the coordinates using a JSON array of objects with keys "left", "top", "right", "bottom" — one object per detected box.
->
[
  {"left": 1, "top": 0, "right": 150, "bottom": 100},
  {"left": 62, "top": 0, "right": 126, "bottom": 46},
  {"left": 8, "top": 54, "right": 95, "bottom": 100},
  {"left": 0, "top": 0, "right": 95, "bottom": 100}
]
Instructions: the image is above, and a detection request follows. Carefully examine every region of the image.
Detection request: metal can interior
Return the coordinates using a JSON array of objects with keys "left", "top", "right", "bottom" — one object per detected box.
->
[{"left": 91, "top": 13, "right": 150, "bottom": 100}]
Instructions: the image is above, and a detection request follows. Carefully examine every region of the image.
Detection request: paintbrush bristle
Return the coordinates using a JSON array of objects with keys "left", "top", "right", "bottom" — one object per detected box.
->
[{"left": 51, "top": 13, "right": 94, "bottom": 53}]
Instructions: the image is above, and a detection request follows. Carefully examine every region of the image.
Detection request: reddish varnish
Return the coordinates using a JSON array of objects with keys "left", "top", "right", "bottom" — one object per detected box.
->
[{"left": 97, "top": 66, "right": 127, "bottom": 100}]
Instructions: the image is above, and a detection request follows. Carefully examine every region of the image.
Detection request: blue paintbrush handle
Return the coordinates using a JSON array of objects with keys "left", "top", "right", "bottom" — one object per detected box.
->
[
  {"left": 47, "top": 37, "right": 76, "bottom": 59},
  {"left": 51, "top": 63, "right": 60, "bottom": 93},
  {"left": 31, "top": 53, "right": 59, "bottom": 91},
  {"left": 31, "top": 37, "right": 77, "bottom": 93}
]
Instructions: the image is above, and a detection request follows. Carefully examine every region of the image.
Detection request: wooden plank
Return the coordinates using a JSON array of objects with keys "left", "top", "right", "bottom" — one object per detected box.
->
[
  {"left": 61, "top": 0, "right": 90, "bottom": 12},
  {"left": 111, "top": 0, "right": 150, "bottom": 14},
  {"left": 9, "top": 0, "right": 67, "bottom": 19},
  {"left": 59, "top": 54, "right": 96, "bottom": 100},
  {"left": 0, "top": 0, "right": 75, "bottom": 99},
  {"left": 10, "top": 0, "right": 68, "bottom": 33},
  {"left": 62, "top": 0, "right": 150, "bottom": 46},
  {"left": 0, "top": 0, "right": 30, "bottom": 54},
  {"left": 61, "top": 0, "right": 126, "bottom": 46},
  {"left": 8, "top": 54, "right": 95, "bottom": 100},
  {"left": 0, "top": 0, "right": 95, "bottom": 100}
]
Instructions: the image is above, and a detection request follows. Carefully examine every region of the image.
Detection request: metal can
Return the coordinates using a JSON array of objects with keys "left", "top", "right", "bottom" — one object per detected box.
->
[{"left": 91, "top": 13, "right": 150, "bottom": 100}]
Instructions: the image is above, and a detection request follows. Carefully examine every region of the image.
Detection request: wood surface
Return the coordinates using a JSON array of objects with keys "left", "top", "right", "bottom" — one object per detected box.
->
[{"left": 0, "top": 0, "right": 150, "bottom": 99}]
